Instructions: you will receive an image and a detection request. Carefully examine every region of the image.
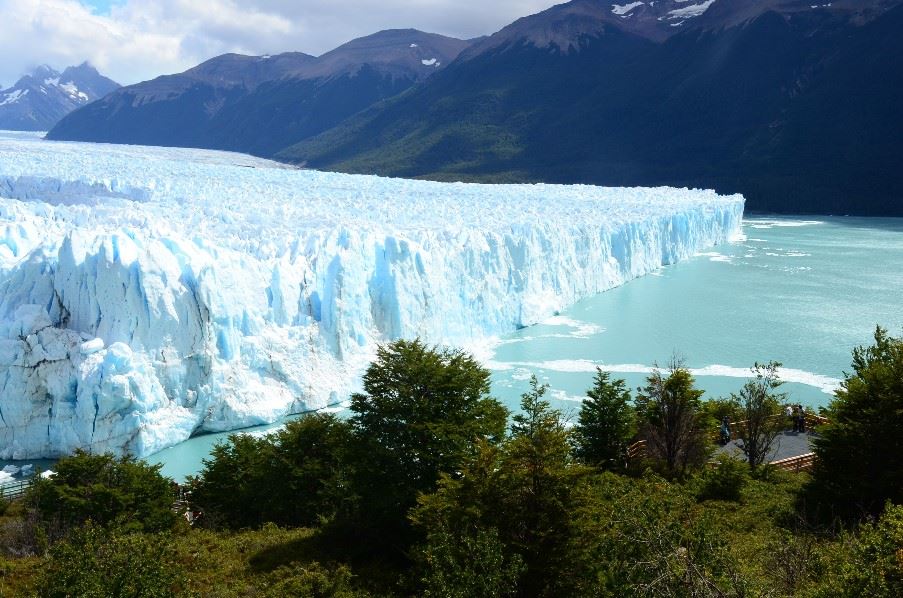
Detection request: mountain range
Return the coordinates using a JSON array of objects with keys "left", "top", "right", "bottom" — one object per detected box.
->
[
  {"left": 0, "top": 63, "right": 119, "bottom": 131},
  {"left": 48, "top": 30, "right": 470, "bottom": 157},
  {"left": 47, "top": 0, "right": 903, "bottom": 215}
]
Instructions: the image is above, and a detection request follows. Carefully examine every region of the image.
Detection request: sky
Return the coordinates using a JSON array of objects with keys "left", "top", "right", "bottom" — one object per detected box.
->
[{"left": 0, "top": 0, "right": 560, "bottom": 87}]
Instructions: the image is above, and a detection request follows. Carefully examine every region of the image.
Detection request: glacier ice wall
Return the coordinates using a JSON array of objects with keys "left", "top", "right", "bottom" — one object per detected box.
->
[{"left": 0, "top": 132, "right": 744, "bottom": 458}]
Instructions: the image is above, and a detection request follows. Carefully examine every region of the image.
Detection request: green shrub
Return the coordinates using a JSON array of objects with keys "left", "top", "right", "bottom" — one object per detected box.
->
[
  {"left": 697, "top": 455, "right": 748, "bottom": 502},
  {"left": 27, "top": 451, "right": 177, "bottom": 535},
  {"left": 813, "top": 503, "right": 903, "bottom": 597},
  {"left": 418, "top": 526, "right": 523, "bottom": 598},
  {"left": 565, "top": 472, "right": 751, "bottom": 596},
  {"left": 32, "top": 524, "right": 190, "bottom": 598},
  {"left": 188, "top": 413, "right": 354, "bottom": 529},
  {"left": 261, "top": 562, "right": 366, "bottom": 598}
]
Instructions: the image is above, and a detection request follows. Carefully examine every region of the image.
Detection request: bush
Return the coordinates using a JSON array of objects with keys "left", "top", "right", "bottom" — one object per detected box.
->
[
  {"left": 27, "top": 451, "right": 177, "bottom": 536},
  {"left": 813, "top": 503, "right": 903, "bottom": 597},
  {"left": 418, "top": 526, "right": 523, "bottom": 598},
  {"left": 804, "top": 327, "right": 903, "bottom": 520},
  {"left": 189, "top": 413, "right": 354, "bottom": 529},
  {"left": 32, "top": 524, "right": 190, "bottom": 598},
  {"left": 564, "top": 472, "right": 751, "bottom": 597},
  {"left": 696, "top": 455, "right": 748, "bottom": 502},
  {"left": 260, "top": 562, "right": 367, "bottom": 598}
]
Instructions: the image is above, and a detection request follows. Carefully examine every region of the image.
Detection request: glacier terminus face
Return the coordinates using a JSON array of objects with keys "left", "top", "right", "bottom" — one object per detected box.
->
[{"left": 0, "top": 131, "right": 744, "bottom": 459}]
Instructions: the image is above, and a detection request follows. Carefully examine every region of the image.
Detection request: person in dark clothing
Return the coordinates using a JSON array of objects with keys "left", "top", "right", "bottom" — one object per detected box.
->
[{"left": 720, "top": 416, "right": 732, "bottom": 445}]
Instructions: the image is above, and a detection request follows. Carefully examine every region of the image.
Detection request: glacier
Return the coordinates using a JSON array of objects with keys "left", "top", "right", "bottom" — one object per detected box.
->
[{"left": 0, "top": 131, "right": 744, "bottom": 459}]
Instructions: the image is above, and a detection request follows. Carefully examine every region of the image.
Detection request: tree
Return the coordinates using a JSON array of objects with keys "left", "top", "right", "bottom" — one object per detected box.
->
[
  {"left": 412, "top": 376, "right": 588, "bottom": 597},
  {"left": 573, "top": 368, "right": 635, "bottom": 470},
  {"left": 27, "top": 451, "right": 177, "bottom": 536},
  {"left": 188, "top": 413, "right": 354, "bottom": 529},
  {"left": 349, "top": 339, "right": 508, "bottom": 543},
  {"left": 33, "top": 525, "right": 190, "bottom": 598},
  {"left": 268, "top": 414, "right": 356, "bottom": 526},
  {"left": 805, "top": 327, "right": 903, "bottom": 520},
  {"left": 635, "top": 360, "right": 710, "bottom": 476},
  {"left": 187, "top": 433, "right": 270, "bottom": 529},
  {"left": 505, "top": 376, "right": 583, "bottom": 594},
  {"left": 730, "top": 361, "right": 787, "bottom": 469}
]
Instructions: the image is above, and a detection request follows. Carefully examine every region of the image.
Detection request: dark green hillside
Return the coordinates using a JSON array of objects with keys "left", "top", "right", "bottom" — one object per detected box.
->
[
  {"left": 206, "top": 65, "right": 418, "bottom": 157},
  {"left": 282, "top": 4, "right": 903, "bottom": 215}
]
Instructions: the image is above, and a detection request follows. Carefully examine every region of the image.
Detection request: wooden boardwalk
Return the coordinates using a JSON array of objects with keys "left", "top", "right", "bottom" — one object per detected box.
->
[
  {"left": 628, "top": 414, "right": 828, "bottom": 472},
  {"left": 716, "top": 430, "right": 816, "bottom": 464},
  {"left": 715, "top": 414, "right": 828, "bottom": 471}
]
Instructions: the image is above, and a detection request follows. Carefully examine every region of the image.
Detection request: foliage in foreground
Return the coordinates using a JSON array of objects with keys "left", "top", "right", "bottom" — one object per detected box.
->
[
  {"left": 348, "top": 339, "right": 509, "bottom": 542},
  {"left": 812, "top": 503, "right": 903, "bottom": 598},
  {"left": 188, "top": 413, "right": 354, "bottom": 529},
  {"left": 27, "top": 451, "right": 177, "bottom": 536},
  {"left": 33, "top": 524, "right": 189, "bottom": 598},
  {"left": 805, "top": 327, "right": 903, "bottom": 520},
  {"left": 4, "top": 332, "right": 903, "bottom": 597}
]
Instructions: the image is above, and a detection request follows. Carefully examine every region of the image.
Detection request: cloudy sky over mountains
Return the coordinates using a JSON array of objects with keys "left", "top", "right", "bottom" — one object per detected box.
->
[{"left": 1, "top": 0, "right": 558, "bottom": 86}]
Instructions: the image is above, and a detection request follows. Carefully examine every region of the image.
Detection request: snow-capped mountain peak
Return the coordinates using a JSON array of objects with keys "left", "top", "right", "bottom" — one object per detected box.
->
[{"left": 0, "top": 63, "right": 119, "bottom": 132}]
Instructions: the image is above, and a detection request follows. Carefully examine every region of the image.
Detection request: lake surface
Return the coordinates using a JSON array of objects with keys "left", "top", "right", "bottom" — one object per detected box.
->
[{"left": 144, "top": 216, "right": 903, "bottom": 481}]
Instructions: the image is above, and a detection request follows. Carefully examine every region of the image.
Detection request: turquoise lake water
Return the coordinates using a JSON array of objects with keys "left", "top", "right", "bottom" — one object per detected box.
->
[{"left": 141, "top": 216, "right": 902, "bottom": 481}]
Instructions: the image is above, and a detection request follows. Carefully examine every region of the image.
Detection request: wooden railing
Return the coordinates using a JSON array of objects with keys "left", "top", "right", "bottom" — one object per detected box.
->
[
  {"left": 625, "top": 413, "right": 829, "bottom": 472},
  {"left": 0, "top": 478, "right": 32, "bottom": 501},
  {"left": 771, "top": 452, "right": 817, "bottom": 473},
  {"left": 627, "top": 440, "right": 647, "bottom": 460},
  {"left": 805, "top": 414, "right": 830, "bottom": 429}
]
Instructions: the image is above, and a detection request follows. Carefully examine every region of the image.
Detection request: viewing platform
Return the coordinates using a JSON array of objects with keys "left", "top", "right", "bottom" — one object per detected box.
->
[{"left": 714, "top": 413, "right": 829, "bottom": 472}]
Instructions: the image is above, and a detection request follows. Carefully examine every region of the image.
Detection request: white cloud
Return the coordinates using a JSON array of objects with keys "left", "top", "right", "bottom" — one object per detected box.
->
[{"left": 0, "top": 0, "right": 559, "bottom": 86}]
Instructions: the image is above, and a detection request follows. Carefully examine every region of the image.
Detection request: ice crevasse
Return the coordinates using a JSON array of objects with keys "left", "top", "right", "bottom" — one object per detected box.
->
[{"left": 0, "top": 132, "right": 744, "bottom": 459}]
